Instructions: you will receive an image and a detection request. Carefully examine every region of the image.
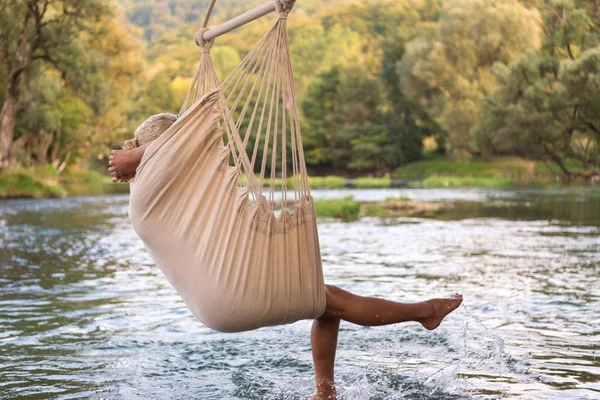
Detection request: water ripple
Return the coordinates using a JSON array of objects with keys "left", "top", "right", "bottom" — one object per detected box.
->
[{"left": 0, "top": 188, "right": 598, "bottom": 399}]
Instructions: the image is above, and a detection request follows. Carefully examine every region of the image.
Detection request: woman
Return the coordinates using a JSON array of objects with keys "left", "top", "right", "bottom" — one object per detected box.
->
[{"left": 109, "top": 114, "right": 463, "bottom": 400}]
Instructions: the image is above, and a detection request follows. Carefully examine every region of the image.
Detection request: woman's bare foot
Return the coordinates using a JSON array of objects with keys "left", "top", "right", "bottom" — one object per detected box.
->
[
  {"left": 111, "top": 171, "right": 135, "bottom": 183},
  {"left": 108, "top": 145, "right": 149, "bottom": 182},
  {"left": 109, "top": 148, "right": 143, "bottom": 175},
  {"left": 420, "top": 294, "right": 463, "bottom": 330}
]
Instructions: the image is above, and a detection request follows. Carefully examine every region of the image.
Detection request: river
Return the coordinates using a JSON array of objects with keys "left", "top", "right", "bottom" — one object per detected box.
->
[{"left": 1, "top": 187, "right": 598, "bottom": 399}]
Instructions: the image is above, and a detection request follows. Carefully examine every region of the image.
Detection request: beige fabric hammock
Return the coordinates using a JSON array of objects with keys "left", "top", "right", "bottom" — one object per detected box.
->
[{"left": 128, "top": 0, "right": 327, "bottom": 333}]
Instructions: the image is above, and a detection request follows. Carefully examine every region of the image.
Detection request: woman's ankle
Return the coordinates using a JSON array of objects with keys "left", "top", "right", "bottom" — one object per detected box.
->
[
  {"left": 315, "top": 380, "right": 336, "bottom": 399},
  {"left": 313, "top": 391, "right": 336, "bottom": 400}
]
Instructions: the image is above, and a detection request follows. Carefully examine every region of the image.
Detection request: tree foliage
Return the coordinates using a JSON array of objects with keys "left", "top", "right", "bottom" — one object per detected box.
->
[
  {"left": 301, "top": 0, "right": 441, "bottom": 173},
  {"left": 1, "top": 0, "right": 599, "bottom": 177},
  {"left": 0, "top": 0, "right": 142, "bottom": 168},
  {"left": 399, "top": 0, "right": 542, "bottom": 159},
  {"left": 477, "top": 0, "right": 600, "bottom": 175}
]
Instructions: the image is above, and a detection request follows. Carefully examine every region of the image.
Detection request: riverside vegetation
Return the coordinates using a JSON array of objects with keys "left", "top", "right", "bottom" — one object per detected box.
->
[
  {"left": 0, "top": 0, "right": 598, "bottom": 198},
  {"left": 0, "top": 154, "right": 589, "bottom": 199}
]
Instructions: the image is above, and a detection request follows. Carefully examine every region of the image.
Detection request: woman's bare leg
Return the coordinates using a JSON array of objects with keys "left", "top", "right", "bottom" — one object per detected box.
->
[
  {"left": 311, "top": 316, "right": 340, "bottom": 400},
  {"left": 311, "top": 285, "right": 462, "bottom": 399},
  {"left": 322, "top": 285, "right": 462, "bottom": 329}
]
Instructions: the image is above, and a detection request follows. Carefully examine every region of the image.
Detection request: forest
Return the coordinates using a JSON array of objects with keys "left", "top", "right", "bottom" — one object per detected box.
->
[{"left": 0, "top": 0, "right": 599, "bottom": 195}]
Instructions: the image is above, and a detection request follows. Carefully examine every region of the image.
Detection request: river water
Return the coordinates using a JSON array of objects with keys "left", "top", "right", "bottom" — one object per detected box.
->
[{"left": 1, "top": 187, "right": 598, "bottom": 399}]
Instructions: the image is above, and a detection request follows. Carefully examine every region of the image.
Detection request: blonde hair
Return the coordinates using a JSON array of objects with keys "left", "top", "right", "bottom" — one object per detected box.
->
[{"left": 123, "top": 113, "right": 178, "bottom": 150}]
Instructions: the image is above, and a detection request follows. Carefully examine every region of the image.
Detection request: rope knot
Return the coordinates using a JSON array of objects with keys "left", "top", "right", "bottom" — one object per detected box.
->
[
  {"left": 276, "top": 12, "right": 288, "bottom": 20},
  {"left": 194, "top": 27, "right": 213, "bottom": 49},
  {"left": 201, "top": 42, "right": 213, "bottom": 53},
  {"left": 274, "top": 0, "right": 295, "bottom": 15}
]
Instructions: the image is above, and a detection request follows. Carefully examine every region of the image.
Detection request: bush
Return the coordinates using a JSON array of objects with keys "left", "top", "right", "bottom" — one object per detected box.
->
[
  {"left": 313, "top": 196, "right": 361, "bottom": 222},
  {"left": 353, "top": 177, "right": 390, "bottom": 188},
  {"left": 0, "top": 171, "right": 67, "bottom": 198},
  {"left": 308, "top": 176, "right": 346, "bottom": 188}
]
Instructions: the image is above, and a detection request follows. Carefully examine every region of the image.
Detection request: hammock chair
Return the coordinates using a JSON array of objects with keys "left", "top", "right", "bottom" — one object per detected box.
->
[{"left": 129, "top": 0, "right": 327, "bottom": 333}]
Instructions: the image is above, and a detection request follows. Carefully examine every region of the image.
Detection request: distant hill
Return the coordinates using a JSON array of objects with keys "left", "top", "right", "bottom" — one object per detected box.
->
[{"left": 116, "top": 0, "right": 355, "bottom": 42}]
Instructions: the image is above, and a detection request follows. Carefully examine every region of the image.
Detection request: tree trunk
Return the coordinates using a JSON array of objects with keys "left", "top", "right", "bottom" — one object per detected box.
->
[
  {"left": 0, "top": 8, "right": 33, "bottom": 167},
  {"left": 57, "top": 151, "right": 71, "bottom": 175},
  {"left": 542, "top": 143, "right": 571, "bottom": 177},
  {"left": 35, "top": 130, "right": 53, "bottom": 165},
  {"left": 10, "top": 134, "right": 31, "bottom": 165},
  {"left": 0, "top": 82, "right": 21, "bottom": 166}
]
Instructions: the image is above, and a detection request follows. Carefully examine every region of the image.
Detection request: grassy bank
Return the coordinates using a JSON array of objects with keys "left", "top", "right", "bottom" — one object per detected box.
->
[
  {"left": 276, "top": 156, "right": 585, "bottom": 189},
  {"left": 0, "top": 171, "right": 67, "bottom": 198},
  {"left": 0, "top": 167, "right": 114, "bottom": 199},
  {"left": 313, "top": 197, "right": 361, "bottom": 222},
  {"left": 0, "top": 156, "right": 591, "bottom": 199},
  {"left": 0, "top": 169, "right": 436, "bottom": 222},
  {"left": 251, "top": 175, "right": 393, "bottom": 189},
  {"left": 393, "top": 155, "right": 578, "bottom": 187}
]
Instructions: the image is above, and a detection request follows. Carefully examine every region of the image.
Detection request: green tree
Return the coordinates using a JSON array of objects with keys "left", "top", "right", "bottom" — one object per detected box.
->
[
  {"left": 127, "top": 70, "right": 177, "bottom": 123},
  {"left": 477, "top": 0, "right": 600, "bottom": 176},
  {"left": 299, "top": 0, "right": 443, "bottom": 172},
  {"left": 290, "top": 23, "right": 366, "bottom": 100},
  {"left": 398, "top": 0, "right": 542, "bottom": 159},
  {"left": 376, "top": 1, "right": 442, "bottom": 167},
  {"left": 15, "top": 73, "right": 92, "bottom": 168},
  {"left": 88, "top": 17, "right": 144, "bottom": 157},
  {"left": 302, "top": 65, "right": 384, "bottom": 172},
  {"left": 0, "top": 0, "right": 111, "bottom": 166}
]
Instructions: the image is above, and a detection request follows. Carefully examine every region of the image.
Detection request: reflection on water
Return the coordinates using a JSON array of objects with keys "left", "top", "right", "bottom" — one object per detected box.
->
[{"left": 0, "top": 188, "right": 598, "bottom": 399}]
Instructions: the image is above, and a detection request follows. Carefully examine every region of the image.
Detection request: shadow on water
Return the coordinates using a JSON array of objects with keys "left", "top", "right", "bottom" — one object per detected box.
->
[{"left": 0, "top": 188, "right": 598, "bottom": 399}]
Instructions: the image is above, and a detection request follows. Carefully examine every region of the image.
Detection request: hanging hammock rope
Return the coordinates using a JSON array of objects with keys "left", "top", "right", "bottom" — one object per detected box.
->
[
  {"left": 181, "top": 0, "right": 308, "bottom": 212},
  {"left": 201, "top": 0, "right": 217, "bottom": 29}
]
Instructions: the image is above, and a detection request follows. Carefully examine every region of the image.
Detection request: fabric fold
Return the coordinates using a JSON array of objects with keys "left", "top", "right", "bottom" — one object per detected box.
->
[{"left": 129, "top": 90, "right": 327, "bottom": 333}]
